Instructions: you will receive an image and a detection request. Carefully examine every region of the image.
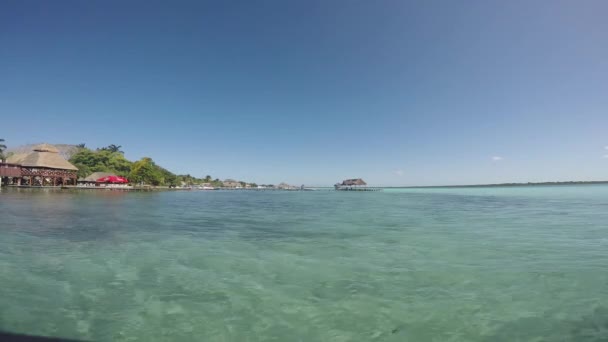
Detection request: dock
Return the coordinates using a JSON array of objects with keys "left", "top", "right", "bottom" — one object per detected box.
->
[
  {"left": 334, "top": 178, "right": 381, "bottom": 191},
  {"left": 335, "top": 187, "right": 382, "bottom": 191}
]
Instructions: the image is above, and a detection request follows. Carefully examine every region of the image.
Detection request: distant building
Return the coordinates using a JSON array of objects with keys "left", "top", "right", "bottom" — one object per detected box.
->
[
  {"left": 277, "top": 182, "right": 297, "bottom": 190},
  {"left": 1, "top": 144, "right": 78, "bottom": 186},
  {"left": 335, "top": 178, "right": 367, "bottom": 190},
  {"left": 222, "top": 179, "right": 242, "bottom": 188}
]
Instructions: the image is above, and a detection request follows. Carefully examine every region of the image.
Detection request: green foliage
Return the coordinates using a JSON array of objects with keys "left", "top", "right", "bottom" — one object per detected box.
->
[
  {"left": 68, "top": 143, "right": 252, "bottom": 187},
  {"left": 129, "top": 157, "right": 163, "bottom": 185},
  {"left": 0, "top": 138, "right": 6, "bottom": 160},
  {"left": 176, "top": 174, "right": 204, "bottom": 186},
  {"left": 70, "top": 148, "right": 133, "bottom": 178},
  {"left": 157, "top": 166, "right": 178, "bottom": 186},
  {"left": 98, "top": 144, "right": 123, "bottom": 153},
  {"left": 69, "top": 145, "right": 188, "bottom": 186}
]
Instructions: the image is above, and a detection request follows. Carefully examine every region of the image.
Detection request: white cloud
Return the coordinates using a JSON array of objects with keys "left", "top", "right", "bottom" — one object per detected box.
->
[
  {"left": 394, "top": 169, "right": 404, "bottom": 176},
  {"left": 492, "top": 156, "right": 503, "bottom": 161},
  {"left": 603, "top": 154, "right": 608, "bottom": 159},
  {"left": 605, "top": 146, "right": 608, "bottom": 150}
]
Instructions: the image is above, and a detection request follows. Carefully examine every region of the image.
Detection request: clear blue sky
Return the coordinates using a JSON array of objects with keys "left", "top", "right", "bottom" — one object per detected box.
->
[{"left": 2, "top": 0, "right": 607, "bottom": 186}]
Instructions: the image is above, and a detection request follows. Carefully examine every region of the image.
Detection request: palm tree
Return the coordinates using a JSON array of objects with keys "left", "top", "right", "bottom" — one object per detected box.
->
[
  {"left": 0, "top": 138, "right": 7, "bottom": 160},
  {"left": 108, "top": 144, "right": 122, "bottom": 153},
  {"left": 98, "top": 144, "right": 123, "bottom": 153}
]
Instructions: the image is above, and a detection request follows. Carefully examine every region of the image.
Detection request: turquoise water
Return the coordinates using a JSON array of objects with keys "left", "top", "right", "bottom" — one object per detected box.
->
[{"left": 1, "top": 186, "right": 608, "bottom": 341}]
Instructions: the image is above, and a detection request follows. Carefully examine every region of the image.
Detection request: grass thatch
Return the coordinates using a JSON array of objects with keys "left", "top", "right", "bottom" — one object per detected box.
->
[{"left": 16, "top": 144, "right": 78, "bottom": 170}]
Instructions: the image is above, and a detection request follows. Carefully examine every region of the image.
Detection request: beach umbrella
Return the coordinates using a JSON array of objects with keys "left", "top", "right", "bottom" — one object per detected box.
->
[{"left": 97, "top": 175, "right": 129, "bottom": 183}]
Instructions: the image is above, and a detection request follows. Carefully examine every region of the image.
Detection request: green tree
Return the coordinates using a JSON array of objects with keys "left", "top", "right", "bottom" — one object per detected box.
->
[
  {"left": 68, "top": 145, "right": 185, "bottom": 186},
  {"left": 98, "top": 144, "right": 123, "bottom": 153},
  {"left": 69, "top": 148, "right": 133, "bottom": 178},
  {"left": 107, "top": 152, "right": 132, "bottom": 176},
  {"left": 204, "top": 175, "right": 212, "bottom": 182},
  {"left": 0, "top": 138, "right": 6, "bottom": 160},
  {"left": 129, "top": 157, "right": 163, "bottom": 185}
]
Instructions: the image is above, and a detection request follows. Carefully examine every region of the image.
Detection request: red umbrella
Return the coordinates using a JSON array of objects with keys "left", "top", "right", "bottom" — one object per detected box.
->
[{"left": 97, "top": 175, "right": 129, "bottom": 183}]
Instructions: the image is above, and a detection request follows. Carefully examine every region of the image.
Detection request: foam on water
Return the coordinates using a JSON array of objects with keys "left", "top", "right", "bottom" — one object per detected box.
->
[{"left": 1, "top": 187, "right": 608, "bottom": 341}]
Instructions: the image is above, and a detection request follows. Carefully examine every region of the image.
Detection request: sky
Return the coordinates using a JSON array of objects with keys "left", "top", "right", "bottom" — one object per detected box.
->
[{"left": 1, "top": 0, "right": 607, "bottom": 186}]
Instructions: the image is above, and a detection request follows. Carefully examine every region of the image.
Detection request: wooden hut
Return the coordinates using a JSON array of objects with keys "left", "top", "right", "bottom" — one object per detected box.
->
[
  {"left": 335, "top": 178, "right": 367, "bottom": 190},
  {"left": 4, "top": 144, "right": 78, "bottom": 186}
]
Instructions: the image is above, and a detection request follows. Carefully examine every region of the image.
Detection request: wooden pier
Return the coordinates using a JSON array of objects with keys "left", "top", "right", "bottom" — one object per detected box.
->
[
  {"left": 335, "top": 187, "right": 382, "bottom": 191},
  {"left": 334, "top": 178, "right": 380, "bottom": 191}
]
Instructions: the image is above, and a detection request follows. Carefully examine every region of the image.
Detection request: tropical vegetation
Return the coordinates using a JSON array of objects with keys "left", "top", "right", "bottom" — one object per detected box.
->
[
  {"left": 2, "top": 141, "right": 255, "bottom": 187},
  {"left": 0, "top": 138, "right": 6, "bottom": 160},
  {"left": 68, "top": 144, "right": 254, "bottom": 187}
]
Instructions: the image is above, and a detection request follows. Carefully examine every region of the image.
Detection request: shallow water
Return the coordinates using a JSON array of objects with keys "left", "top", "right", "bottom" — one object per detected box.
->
[{"left": 1, "top": 186, "right": 608, "bottom": 341}]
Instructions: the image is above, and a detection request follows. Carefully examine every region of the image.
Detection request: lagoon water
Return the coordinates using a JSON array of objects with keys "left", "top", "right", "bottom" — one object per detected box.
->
[{"left": 1, "top": 186, "right": 608, "bottom": 341}]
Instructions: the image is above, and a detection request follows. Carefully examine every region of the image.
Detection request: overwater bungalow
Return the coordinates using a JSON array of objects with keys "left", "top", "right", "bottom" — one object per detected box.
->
[
  {"left": 335, "top": 178, "right": 371, "bottom": 190},
  {"left": 0, "top": 144, "right": 78, "bottom": 187}
]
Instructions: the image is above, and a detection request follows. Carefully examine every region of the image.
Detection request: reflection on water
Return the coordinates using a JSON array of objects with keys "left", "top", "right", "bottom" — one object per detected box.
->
[{"left": 1, "top": 186, "right": 608, "bottom": 341}]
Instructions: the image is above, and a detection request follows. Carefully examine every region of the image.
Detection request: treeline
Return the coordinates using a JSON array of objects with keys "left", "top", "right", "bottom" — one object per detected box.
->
[
  {"left": 0, "top": 138, "right": 7, "bottom": 160},
  {"left": 69, "top": 144, "right": 225, "bottom": 187}
]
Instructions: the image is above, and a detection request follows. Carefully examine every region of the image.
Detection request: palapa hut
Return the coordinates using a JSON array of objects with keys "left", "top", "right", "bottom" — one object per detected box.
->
[
  {"left": 2, "top": 144, "right": 78, "bottom": 186},
  {"left": 222, "top": 179, "right": 242, "bottom": 188},
  {"left": 79, "top": 172, "right": 115, "bottom": 182},
  {"left": 335, "top": 178, "right": 367, "bottom": 190},
  {"left": 5, "top": 153, "right": 28, "bottom": 165},
  {"left": 77, "top": 172, "right": 117, "bottom": 186}
]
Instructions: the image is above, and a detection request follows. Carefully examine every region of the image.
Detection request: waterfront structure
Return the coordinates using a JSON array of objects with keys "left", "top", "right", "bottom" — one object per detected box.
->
[
  {"left": 334, "top": 178, "right": 374, "bottom": 191},
  {"left": 77, "top": 172, "right": 117, "bottom": 186},
  {"left": 222, "top": 179, "right": 242, "bottom": 188},
  {"left": 0, "top": 144, "right": 78, "bottom": 186},
  {"left": 277, "top": 182, "right": 298, "bottom": 190},
  {"left": 0, "top": 162, "right": 22, "bottom": 186}
]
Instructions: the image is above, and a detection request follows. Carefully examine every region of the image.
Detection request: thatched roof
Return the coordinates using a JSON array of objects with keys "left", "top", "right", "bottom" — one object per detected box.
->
[
  {"left": 18, "top": 144, "right": 78, "bottom": 171},
  {"left": 6, "top": 153, "right": 28, "bottom": 164},
  {"left": 7, "top": 144, "right": 81, "bottom": 160},
  {"left": 33, "top": 143, "right": 60, "bottom": 153},
  {"left": 342, "top": 178, "right": 367, "bottom": 186},
  {"left": 82, "top": 172, "right": 116, "bottom": 182}
]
